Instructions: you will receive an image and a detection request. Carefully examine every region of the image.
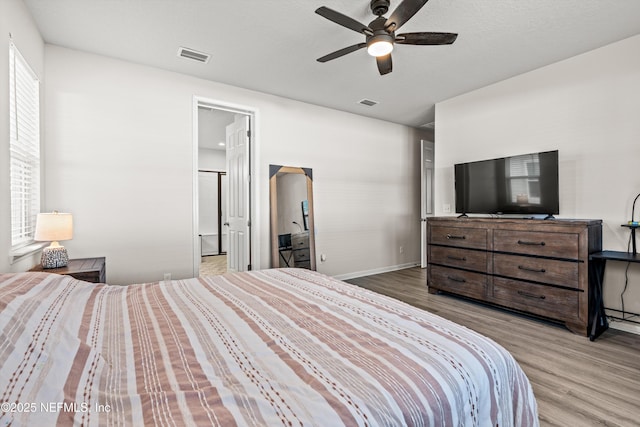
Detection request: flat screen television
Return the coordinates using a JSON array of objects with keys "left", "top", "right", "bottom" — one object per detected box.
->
[{"left": 455, "top": 150, "right": 559, "bottom": 217}]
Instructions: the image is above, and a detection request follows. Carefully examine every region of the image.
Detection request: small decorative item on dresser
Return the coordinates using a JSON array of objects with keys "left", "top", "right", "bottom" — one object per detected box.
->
[{"left": 34, "top": 211, "right": 73, "bottom": 268}]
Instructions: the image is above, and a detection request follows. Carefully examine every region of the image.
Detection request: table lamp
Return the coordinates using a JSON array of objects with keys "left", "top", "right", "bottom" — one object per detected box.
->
[
  {"left": 629, "top": 192, "right": 640, "bottom": 226},
  {"left": 34, "top": 211, "right": 73, "bottom": 268},
  {"left": 623, "top": 192, "right": 640, "bottom": 255}
]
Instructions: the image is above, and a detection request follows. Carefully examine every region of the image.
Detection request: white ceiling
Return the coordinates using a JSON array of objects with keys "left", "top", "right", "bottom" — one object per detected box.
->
[
  {"left": 23, "top": 0, "right": 640, "bottom": 127},
  {"left": 197, "top": 107, "right": 235, "bottom": 150}
]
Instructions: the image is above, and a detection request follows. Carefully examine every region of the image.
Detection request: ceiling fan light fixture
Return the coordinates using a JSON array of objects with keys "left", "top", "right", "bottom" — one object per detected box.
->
[
  {"left": 367, "top": 36, "right": 394, "bottom": 57},
  {"left": 315, "top": 1, "right": 457, "bottom": 75}
]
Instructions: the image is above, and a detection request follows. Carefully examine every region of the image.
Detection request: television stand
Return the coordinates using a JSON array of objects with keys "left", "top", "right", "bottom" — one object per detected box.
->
[
  {"left": 427, "top": 217, "right": 602, "bottom": 336},
  {"left": 544, "top": 214, "right": 556, "bottom": 220}
]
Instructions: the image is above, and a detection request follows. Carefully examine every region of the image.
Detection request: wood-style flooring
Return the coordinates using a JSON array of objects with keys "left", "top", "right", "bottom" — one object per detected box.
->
[
  {"left": 200, "top": 255, "right": 227, "bottom": 276},
  {"left": 346, "top": 267, "right": 640, "bottom": 427}
]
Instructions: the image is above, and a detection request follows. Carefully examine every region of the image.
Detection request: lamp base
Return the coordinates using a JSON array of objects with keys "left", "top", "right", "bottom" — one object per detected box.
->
[{"left": 41, "top": 246, "right": 69, "bottom": 269}]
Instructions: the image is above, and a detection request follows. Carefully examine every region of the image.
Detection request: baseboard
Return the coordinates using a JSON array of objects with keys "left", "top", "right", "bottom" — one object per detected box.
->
[
  {"left": 608, "top": 321, "right": 640, "bottom": 336},
  {"left": 333, "top": 262, "right": 421, "bottom": 281}
]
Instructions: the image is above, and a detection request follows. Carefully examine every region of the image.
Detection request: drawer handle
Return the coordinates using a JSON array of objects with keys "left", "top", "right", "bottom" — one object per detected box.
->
[
  {"left": 447, "top": 275, "right": 466, "bottom": 283},
  {"left": 517, "top": 290, "right": 546, "bottom": 300},
  {"left": 447, "top": 255, "right": 467, "bottom": 261},
  {"left": 446, "top": 234, "right": 466, "bottom": 240},
  {"left": 518, "top": 265, "right": 546, "bottom": 273},
  {"left": 517, "top": 240, "right": 546, "bottom": 246}
]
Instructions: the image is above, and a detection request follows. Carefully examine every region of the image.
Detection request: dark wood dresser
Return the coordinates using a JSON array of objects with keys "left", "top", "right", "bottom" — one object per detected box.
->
[
  {"left": 30, "top": 257, "right": 106, "bottom": 283},
  {"left": 291, "top": 232, "right": 311, "bottom": 269},
  {"left": 427, "top": 217, "right": 602, "bottom": 335}
]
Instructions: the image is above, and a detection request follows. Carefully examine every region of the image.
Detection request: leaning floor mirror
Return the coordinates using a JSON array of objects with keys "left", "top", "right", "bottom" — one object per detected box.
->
[{"left": 269, "top": 165, "right": 316, "bottom": 270}]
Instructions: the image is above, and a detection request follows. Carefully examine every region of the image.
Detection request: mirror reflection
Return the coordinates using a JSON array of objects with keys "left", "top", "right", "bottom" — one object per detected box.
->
[{"left": 269, "top": 165, "right": 316, "bottom": 270}]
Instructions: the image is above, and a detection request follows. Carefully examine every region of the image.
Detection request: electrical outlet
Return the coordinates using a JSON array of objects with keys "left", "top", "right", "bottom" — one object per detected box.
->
[
  {"left": 320, "top": 254, "right": 327, "bottom": 262},
  {"left": 164, "top": 273, "right": 171, "bottom": 281},
  {"left": 443, "top": 204, "right": 451, "bottom": 213},
  {"left": 399, "top": 246, "right": 404, "bottom": 254}
]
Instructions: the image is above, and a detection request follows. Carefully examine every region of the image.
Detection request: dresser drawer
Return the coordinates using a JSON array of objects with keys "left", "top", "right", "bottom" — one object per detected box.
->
[
  {"left": 493, "top": 229, "right": 579, "bottom": 259},
  {"left": 493, "top": 253, "right": 579, "bottom": 288},
  {"left": 292, "top": 249, "right": 310, "bottom": 262},
  {"left": 294, "top": 260, "right": 311, "bottom": 269},
  {"left": 491, "top": 277, "right": 579, "bottom": 321},
  {"left": 429, "top": 246, "right": 488, "bottom": 273},
  {"left": 71, "top": 269, "right": 105, "bottom": 284},
  {"left": 429, "top": 226, "right": 487, "bottom": 250},
  {"left": 291, "top": 233, "right": 309, "bottom": 249},
  {"left": 429, "top": 265, "right": 487, "bottom": 299}
]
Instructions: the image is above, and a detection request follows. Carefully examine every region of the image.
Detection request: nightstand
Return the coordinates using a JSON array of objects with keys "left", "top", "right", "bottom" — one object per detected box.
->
[{"left": 30, "top": 257, "right": 106, "bottom": 283}]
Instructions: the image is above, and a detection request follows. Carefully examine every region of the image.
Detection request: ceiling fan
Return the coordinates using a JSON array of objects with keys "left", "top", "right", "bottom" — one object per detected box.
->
[{"left": 315, "top": 0, "right": 457, "bottom": 75}]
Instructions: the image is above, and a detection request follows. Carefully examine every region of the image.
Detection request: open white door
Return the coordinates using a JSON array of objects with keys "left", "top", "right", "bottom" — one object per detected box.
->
[
  {"left": 421, "top": 140, "right": 434, "bottom": 268},
  {"left": 225, "top": 115, "right": 251, "bottom": 272}
]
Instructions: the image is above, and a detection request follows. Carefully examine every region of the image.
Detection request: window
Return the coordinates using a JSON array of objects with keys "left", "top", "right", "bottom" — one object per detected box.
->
[
  {"left": 9, "top": 42, "right": 40, "bottom": 250},
  {"left": 506, "top": 153, "right": 541, "bottom": 206}
]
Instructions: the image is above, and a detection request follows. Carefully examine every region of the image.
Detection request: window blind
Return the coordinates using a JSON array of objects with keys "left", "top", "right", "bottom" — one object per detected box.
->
[{"left": 9, "top": 42, "right": 41, "bottom": 249}]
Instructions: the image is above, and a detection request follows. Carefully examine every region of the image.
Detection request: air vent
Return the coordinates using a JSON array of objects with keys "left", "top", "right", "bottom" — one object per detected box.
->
[
  {"left": 177, "top": 47, "right": 211, "bottom": 64},
  {"left": 358, "top": 98, "right": 379, "bottom": 107}
]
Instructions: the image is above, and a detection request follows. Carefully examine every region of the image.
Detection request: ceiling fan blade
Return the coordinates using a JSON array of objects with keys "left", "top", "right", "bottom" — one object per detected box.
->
[
  {"left": 317, "top": 43, "right": 367, "bottom": 63},
  {"left": 376, "top": 54, "right": 393, "bottom": 75},
  {"left": 385, "top": 0, "right": 429, "bottom": 32},
  {"left": 396, "top": 32, "right": 458, "bottom": 45},
  {"left": 315, "top": 6, "right": 372, "bottom": 35}
]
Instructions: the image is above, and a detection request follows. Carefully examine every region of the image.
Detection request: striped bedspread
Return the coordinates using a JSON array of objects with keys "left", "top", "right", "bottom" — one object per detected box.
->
[{"left": 0, "top": 269, "right": 538, "bottom": 426}]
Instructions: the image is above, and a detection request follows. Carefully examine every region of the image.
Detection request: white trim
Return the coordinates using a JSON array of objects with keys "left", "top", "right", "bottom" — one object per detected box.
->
[
  {"left": 9, "top": 41, "right": 41, "bottom": 251},
  {"left": 192, "top": 96, "right": 260, "bottom": 277},
  {"left": 9, "top": 242, "right": 47, "bottom": 264},
  {"left": 192, "top": 97, "right": 200, "bottom": 277},
  {"left": 608, "top": 320, "right": 640, "bottom": 336},
  {"left": 333, "top": 263, "right": 421, "bottom": 281}
]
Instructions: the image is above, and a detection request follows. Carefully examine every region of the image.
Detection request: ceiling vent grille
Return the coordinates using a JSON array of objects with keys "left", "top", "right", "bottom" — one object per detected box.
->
[
  {"left": 177, "top": 47, "right": 211, "bottom": 64},
  {"left": 358, "top": 98, "right": 378, "bottom": 107}
]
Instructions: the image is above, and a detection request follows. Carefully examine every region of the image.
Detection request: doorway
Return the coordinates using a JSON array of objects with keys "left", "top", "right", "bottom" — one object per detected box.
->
[
  {"left": 194, "top": 98, "right": 255, "bottom": 277},
  {"left": 198, "top": 170, "right": 227, "bottom": 256},
  {"left": 421, "top": 139, "right": 434, "bottom": 268}
]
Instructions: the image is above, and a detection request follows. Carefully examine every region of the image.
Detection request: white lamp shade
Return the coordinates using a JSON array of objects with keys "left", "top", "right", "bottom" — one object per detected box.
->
[{"left": 34, "top": 212, "right": 73, "bottom": 242}]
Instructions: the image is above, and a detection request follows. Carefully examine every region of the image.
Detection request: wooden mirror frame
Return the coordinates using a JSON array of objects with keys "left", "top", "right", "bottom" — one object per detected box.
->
[{"left": 269, "top": 165, "right": 316, "bottom": 270}]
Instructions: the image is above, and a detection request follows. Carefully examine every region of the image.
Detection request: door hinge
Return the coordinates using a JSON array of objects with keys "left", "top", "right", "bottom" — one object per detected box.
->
[
  {"left": 248, "top": 264, "right": 252, "bottom": 271},
  {"left": 247, "top": 130, "right": 251, "bottom": 138}
]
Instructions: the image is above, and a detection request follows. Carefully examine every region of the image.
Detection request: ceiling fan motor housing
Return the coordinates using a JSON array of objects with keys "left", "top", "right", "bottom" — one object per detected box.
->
[
  {"left": 367, "top": 16, "right": 394, "bottom": 41},
  {"left": 370, "top": 0, "right": 390, "bottom": 16}
]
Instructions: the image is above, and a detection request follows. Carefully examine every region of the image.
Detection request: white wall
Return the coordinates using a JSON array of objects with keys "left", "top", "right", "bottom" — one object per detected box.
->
[
  {"left": 43, "top": 45, "right": 425, "bottom": 284},
  {"left": 435, "top": 35, "right": 640, "bottom": 323},
  {"left": 197, "top": 107, "right": 230, "bottom": 171},
  {"left": 0, "top": 0, "right": 45, "bottom": 273},
  {"left": 198, "top": 148, "right": 225, "bottom": 171}
]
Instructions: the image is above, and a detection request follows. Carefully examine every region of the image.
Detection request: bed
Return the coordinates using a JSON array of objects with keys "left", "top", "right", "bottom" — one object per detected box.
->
[{"left": 0, "top": 268, "right": 538, "bottom": 426}]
